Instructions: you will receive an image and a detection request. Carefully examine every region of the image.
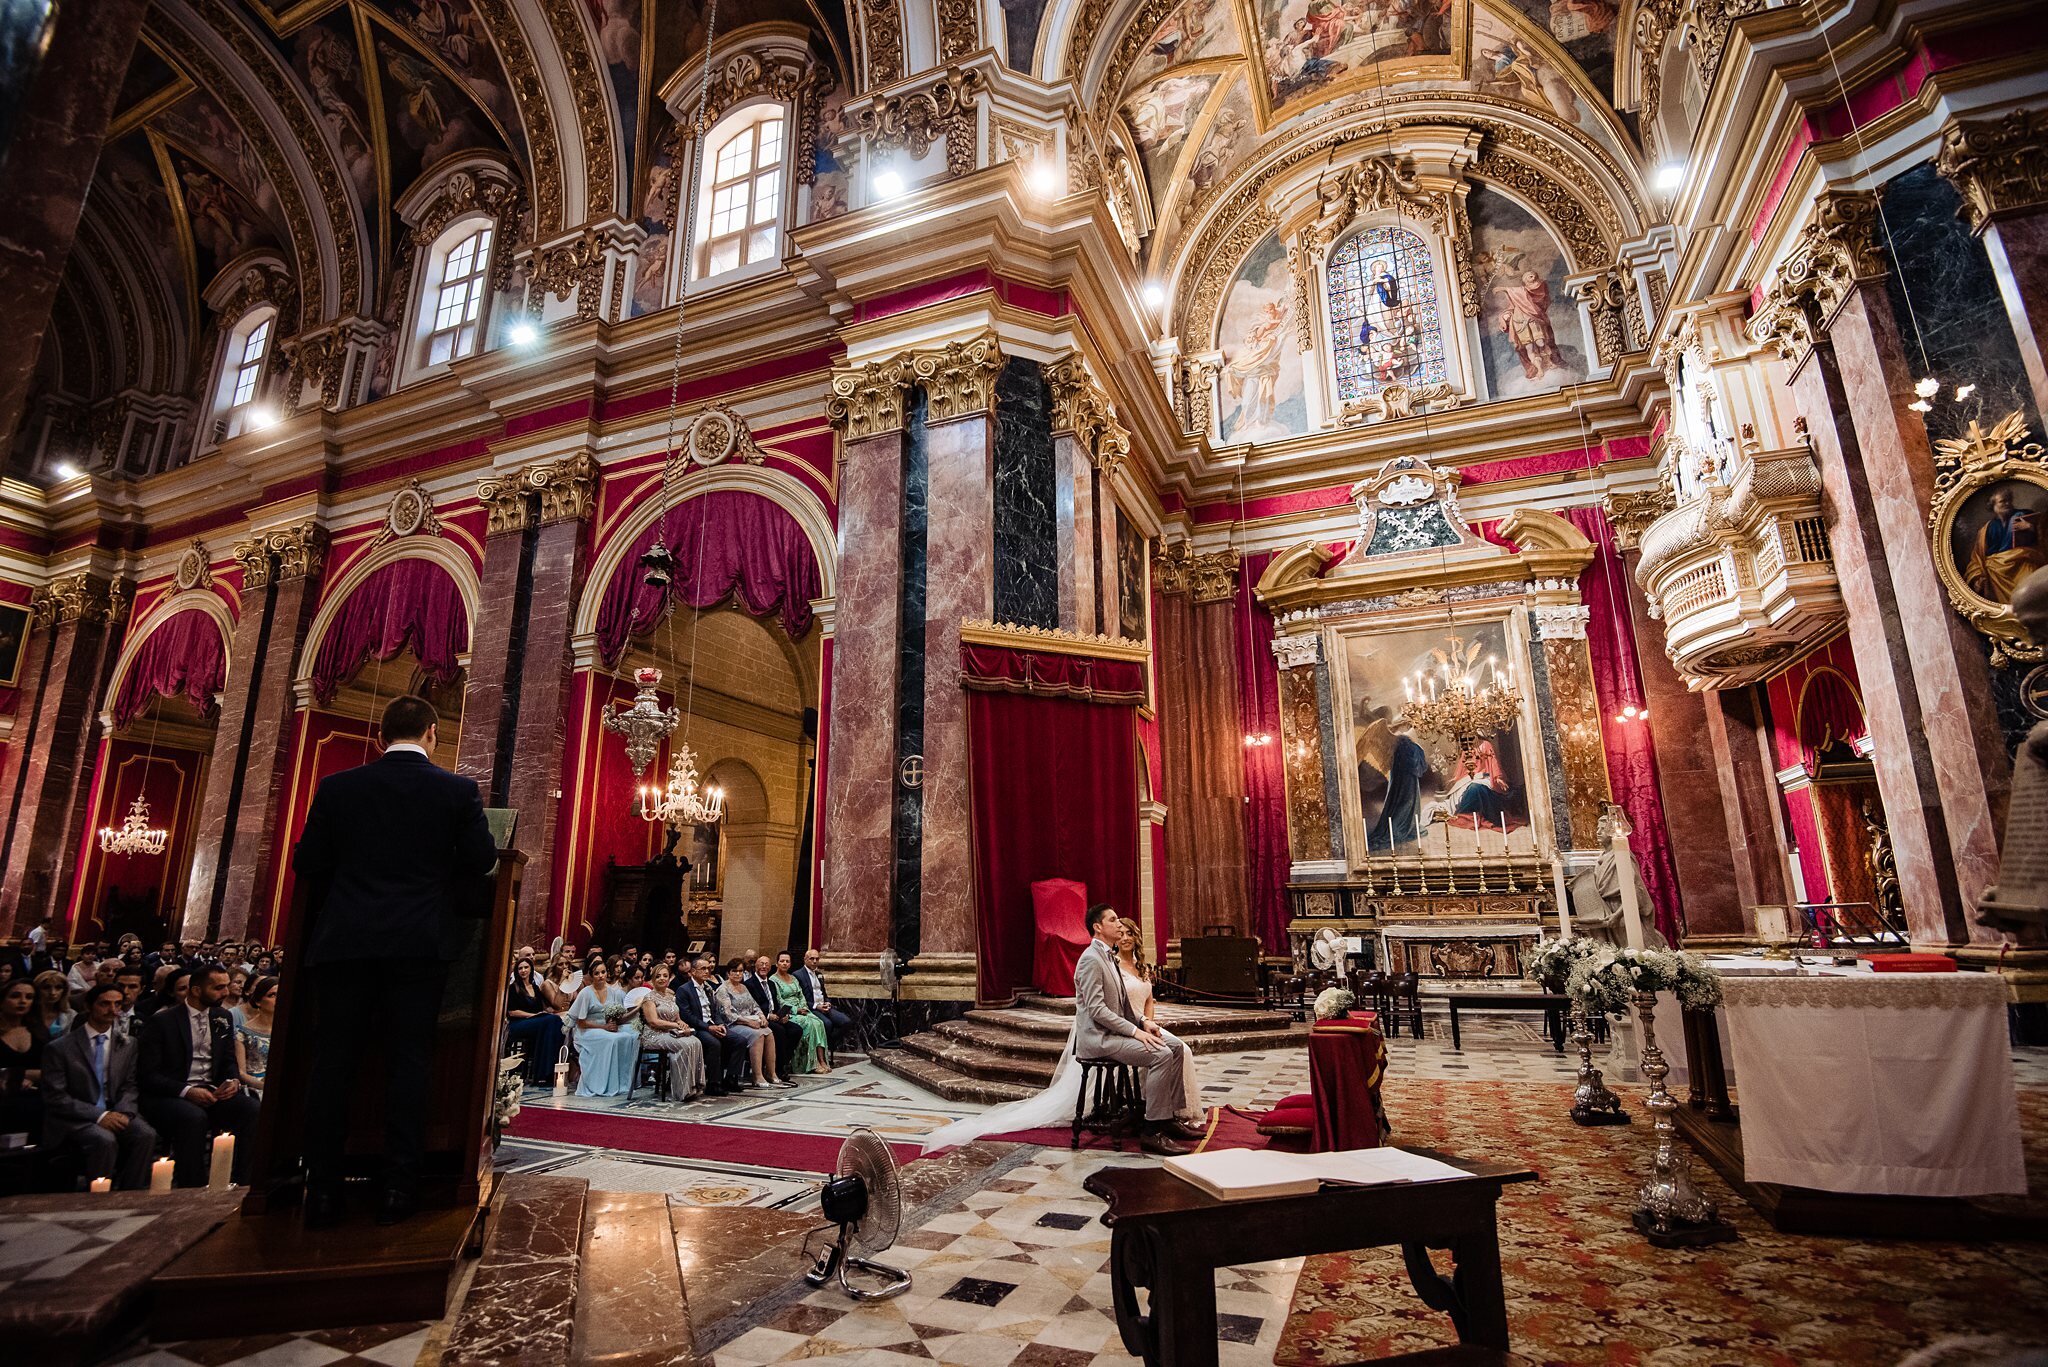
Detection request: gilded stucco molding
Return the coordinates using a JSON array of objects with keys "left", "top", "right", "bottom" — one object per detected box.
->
[
  {"left": 468, "top": 0, "right": 563, "bottom": 235},
  {"left": 1045, "top": 353, "right": 1133, "bottom": 477},
  {"left": 935, "top": 0, "right": 980, "bottom": 63},
  {"left": 1602, "top": 488, "right": 1674, "bottom": 552},
  {"left": 266, "top": 522, "right": 330, "bottom": 583},
  {"left": 477, "top": 452, "right": 602, "bottom": 533},
  {"left": 233, "top": 535, "right": 274, "bottom": 591},
  {"left": 536, "top": 0, "right": 617, "bottom": 216},
  {"left": 1153, "top": 538, "right": 1239, "bottom": 603},
  {"left": 858, "top": 66, "right": 986, "bottom": 179},
  {"left": 1937, "top": 108, "right": 2048, "bottom": 234},
  {"left": 1746, "top": 190, "right": 1886, "bottom": 365},
  {"left": 908, "top": 333, "right": 1004, "bottom": 423},
  {"left": 678, "top": 49, "right": 818, "bottom": 134},
  {"left": 1573, "top": 271, "right": 1634, "bottom": 365},
  {"left": 828, "top": 356, "right": 914, "bottom": 439},
  {"left": 30, "top": 572, "right": 131, "bottom": 630},
  {"left": 859, "top": 0, "right": 905, "bottom": 88}
]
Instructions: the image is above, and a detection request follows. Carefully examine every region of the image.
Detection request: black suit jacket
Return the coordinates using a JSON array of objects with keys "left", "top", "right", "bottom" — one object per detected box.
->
[
  {"left": 674, "top": 977, "right": 727, "bottom": 1033},
  {"left": 743, "top": 975, "right": 787, "bottom": 1019},
  {"left": 794, "top": 967, "right": 828, "bottom": 1008},
  {"left": 293, "top": 750, "right": 499, "bottom": 965},
  {"left": 138, "top": 1003, "right": 238, "bottom": 1100}
]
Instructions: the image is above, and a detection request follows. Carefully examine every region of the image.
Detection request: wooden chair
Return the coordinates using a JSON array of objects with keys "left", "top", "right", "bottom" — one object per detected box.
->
[
  {"left": 1385, "top": 972, "right": 1424, "bottom": 1039},
  {"left": 1071, "top": 1057, "right": 1143, "bottom": 1150},
  {"left": 626, "top": 1047, "right": 671, "bottom": 1103}
]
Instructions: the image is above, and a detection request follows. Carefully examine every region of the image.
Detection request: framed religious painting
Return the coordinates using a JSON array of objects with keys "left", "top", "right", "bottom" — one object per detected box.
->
[
  {"left": 1927, "top": 409, "right": 2048, "bottom": 667},
  {"left": 0, "top": 599, "right": 28, "bottom": 688}
]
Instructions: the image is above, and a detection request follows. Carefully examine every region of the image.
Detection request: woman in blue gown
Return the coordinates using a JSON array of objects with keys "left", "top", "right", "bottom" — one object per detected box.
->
[{"left": 569, "top": 958, "right": 640, "bottom": 1097}]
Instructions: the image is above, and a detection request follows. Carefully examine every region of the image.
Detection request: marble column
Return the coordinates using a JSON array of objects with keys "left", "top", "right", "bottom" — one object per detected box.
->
[
  {"left": 455, "top": 486, "right": 533, "bottom": 802},
  {"left": 215, "top": 524, "right": 327, "bottom": 941},
  {"left": 820, "top": 363, "right": 909, "bottom": 990},
  {"left": 1045, "top": 354, "right": 1130, "bottom": 637},
  {"left": 184, "top": 552, "right": 277, "bottom": 937},
  {"left": 0, "top": 0, "right": 150, "bottom": 451},
  {"left": 914, "top": 353, "right": 1001, "bottom": 997},
  {"left": 0, "top": 571, "right": 129, "bottom": 935},
  {"left": 1938, "top": 109, "right": 2048, "bottom": 419},
  {"left": 1701, "top": 686, "right": 1794, "bottom": 939},
  {"left": 503, "top": 457, "right": 599, "bottom": 948}
]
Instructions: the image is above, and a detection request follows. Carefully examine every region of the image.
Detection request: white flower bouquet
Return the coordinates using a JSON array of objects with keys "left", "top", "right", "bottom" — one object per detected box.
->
[
  {"left": 491, "top": 1052, "right": 524, "bottom": 1141},
  {"left": 602, "top": 1002, "right": 636, "bottom": 1026},
  {"left": 1565, "top": 944, "right": 1723, "bottom": 1017},
  {"left": 1525, "top": 935, "right": 1600, "bottom": 991},
  {"left": 1312, "top": 987, "right": 1356, "bottom": 1020}
]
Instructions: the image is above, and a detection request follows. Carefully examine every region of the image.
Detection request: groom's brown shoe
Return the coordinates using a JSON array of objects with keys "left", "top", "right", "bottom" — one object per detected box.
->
[
  {"left": 1138, "top": 1131, "right": 1192, "bottom": 1157},
  {"left": 1165, "top": 1119, "right": 1208, "bottom": 1142}
]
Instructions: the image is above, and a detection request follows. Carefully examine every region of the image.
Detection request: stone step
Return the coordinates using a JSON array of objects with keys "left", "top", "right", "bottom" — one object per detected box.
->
[
  {"left": 572, "top": 1190, "right": 701, "bottom": 1367},
  {"left": 1012, "top": 994, "right": 1296, "bottom": 1036},
  {"left": 868, "top": 1047, "right": 1037, "bottom": 1105},
  {"left": 445, "top": 1174, "right": 591, "bottom": 1367},
  {"left": 903, "top": 1031, "right": 1058, "bottom": 1087},
  {"left": 937, "top": 1017, "right": 1068, "bottom": 1058}
]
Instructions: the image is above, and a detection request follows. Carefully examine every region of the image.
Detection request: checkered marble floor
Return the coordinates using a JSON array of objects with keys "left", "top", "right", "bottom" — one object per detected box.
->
[
  {"left": 107, "top": 1322, "right": 435, "bottom": 1367},
  {"left": 0, "top": 1210, "right": 164, "bottom": 1292}
]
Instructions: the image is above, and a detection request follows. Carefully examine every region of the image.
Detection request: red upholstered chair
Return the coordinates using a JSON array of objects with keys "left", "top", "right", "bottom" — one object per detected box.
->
[
  {"left": 1031, "top": 878, "right": 1091, "bottom": 997},
  {"left": 1247, "top": 1015, "right": 1390, "bottom": 1153}
]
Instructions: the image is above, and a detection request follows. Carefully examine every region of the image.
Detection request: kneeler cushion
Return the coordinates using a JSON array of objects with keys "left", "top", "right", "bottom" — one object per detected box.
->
[{"left": 1864, "top": 953, "right": 1958, "bottom": 973}]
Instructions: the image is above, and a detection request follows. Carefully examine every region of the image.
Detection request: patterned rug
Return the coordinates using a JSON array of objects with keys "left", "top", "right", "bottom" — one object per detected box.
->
[{"left": 1276, "top": 1079, "right": 2048, "bottom": 1367}]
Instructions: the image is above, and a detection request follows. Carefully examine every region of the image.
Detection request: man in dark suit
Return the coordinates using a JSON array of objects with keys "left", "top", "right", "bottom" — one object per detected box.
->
[
  {"left": 293, "top": 694, "right": 498, "bottom": 1226},
  {"left": 794, "top": 949, "right": 854, "bottom": 1048},
  {"left": 745, "top": 954, "right": 802, "bottom": 1082},
  {"left": 45, "top": 982, "right": 159, "bottom": 1188},
  {"left": 139, "top": 964, "right": 259, "bottom": 1186},
  {"left": 675, "top": 956, "right": 744, "bottom": 1094}
]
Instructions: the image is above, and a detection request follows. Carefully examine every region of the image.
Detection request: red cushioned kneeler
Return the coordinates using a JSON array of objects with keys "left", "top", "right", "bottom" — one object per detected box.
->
[
  {"left": 1246, "top": 1016, "right": 1389, "bottom": 1152},
  {"left": 1864, "top": 953, "right": 1958, "bottom": 973},
  {"left": 1030, "top": 878, "right": 1091, "bottom": 997}
]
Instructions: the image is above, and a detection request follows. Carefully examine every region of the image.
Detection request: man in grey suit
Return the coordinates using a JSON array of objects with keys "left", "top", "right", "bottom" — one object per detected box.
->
[
  {"left": 1073, "top": 903, "right": 1203, "bottom": 1156},
  {"left": 43, "top": 982, "right": 158, "bottom": 1189}
]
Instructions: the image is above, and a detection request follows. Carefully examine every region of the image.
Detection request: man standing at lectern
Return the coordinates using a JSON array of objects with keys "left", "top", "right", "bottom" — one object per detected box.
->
[{"left": 294, "top": 695, "right": 498, "bottom": 1226}]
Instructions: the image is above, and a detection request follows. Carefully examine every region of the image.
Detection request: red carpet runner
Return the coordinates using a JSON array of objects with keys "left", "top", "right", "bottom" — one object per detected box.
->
[{"left": 505, "top": 1107, "right": 922, "bottom": 1172}]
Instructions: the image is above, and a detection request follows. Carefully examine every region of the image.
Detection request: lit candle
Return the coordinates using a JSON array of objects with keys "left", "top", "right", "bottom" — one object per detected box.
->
[
  {"left": 151, "top": 1157, "right": 174, "bottom": 1192},
  {"left": 90, "top": 1177, "right": 113, "bottom": 1194},
  {"left": 208, "top": 1133, "right": 234, "bottom": 1190}
]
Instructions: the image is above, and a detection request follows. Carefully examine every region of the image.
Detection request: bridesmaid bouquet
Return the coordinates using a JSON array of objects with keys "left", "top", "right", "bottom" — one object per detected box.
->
[{"left": 602, "top": 1002, "right": 636, "bottom": 1025}]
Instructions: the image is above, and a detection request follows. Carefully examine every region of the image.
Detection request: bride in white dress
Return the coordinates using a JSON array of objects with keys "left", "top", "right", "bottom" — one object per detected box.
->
[{"left": 920, "top": 917, "right": 1202, "bottom": 1151}]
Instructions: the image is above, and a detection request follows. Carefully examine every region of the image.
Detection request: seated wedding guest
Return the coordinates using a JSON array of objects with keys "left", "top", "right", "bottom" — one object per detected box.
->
[
  {"left": 236, "top": 976, "right": 277, "bottom": 1094},
  {"left": 506, "top": 957, "right": 565, "bottom": 1084},
  {"left": 677, "top": 958, "right": 743, "bottom": 1094},
  {"left": 542, "top": 952, "right": 580, "bottom": 1011},
  {"left": 744, "top": 955, "right": 801, "bottom": 1082},
  {"left": 637, "top": 962, "right": 705, "bottom": 1100},
  {"left": 138, "top": 965, "right": 259, "bottom": 1187},
  {"left": 31, "top": 969, "right": 76, "bottom": 1041},
  {"left": 0, "top": 978, "right": 44, "bottom": 1137},
  {"left": 794, "top": 950, "right": 853, "bottom": 1048},
  {"left": 75, "top": 959, "right": 120, "bottom": 1014},
  {"left": 222, "top": 969, "right": 249, "bottom": 1024},
  {"left": 252, "top": 951, "right": 277, "bottom": 978},
  {"left": 113, "top": 969, "right": 145, "bottom": 1040},
  {"left": 716, "top": 959, "right": 786, "bottom": 1089},
  {"left": 42, "top": 982, "right": 157, "bottom": 1189},
  {"left": 569, "top": 958, "right": 639, "bottom": 1097},
  {"left": 772, "top": 952, "right": 831, "bottom": 1074},
  {"left": 138, "top": 964, "right": 183, "bottom": 1020},
  {"left": 66, "top": 948, "right": 100, "bottom": 996}
]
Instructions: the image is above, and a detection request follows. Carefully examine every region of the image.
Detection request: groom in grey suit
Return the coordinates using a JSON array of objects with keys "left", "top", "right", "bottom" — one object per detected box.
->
[{"left": 1073, "top": 903, "right": 1204, "bottom": 1156}]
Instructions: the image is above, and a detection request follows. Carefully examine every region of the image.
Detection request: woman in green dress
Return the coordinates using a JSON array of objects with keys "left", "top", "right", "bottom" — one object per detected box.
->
[{"left": 771, "top": 952, "right": 831, "bottom": 1073}]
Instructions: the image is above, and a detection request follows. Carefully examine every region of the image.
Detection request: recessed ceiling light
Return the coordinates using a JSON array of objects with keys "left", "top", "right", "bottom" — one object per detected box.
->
[
  {"left": 1655, "top": 163, "right": 1685, "bottom": 193},
  {"left": 873, "top": 168, "right": 905, "bottom": 199}
]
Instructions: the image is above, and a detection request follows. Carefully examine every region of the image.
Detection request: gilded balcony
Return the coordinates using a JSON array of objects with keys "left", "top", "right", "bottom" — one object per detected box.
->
[{"left": 1635, "top": 444, "right": 1844, "bottom": 688}]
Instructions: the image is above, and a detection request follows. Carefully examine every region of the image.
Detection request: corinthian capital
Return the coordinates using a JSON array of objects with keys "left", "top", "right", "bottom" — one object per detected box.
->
[
  {"left": 908, "top": 333, "right": 1004, "bottom": 424},
  {"left": 1045, "top": 352, "right": 1133, "bottom": 476},
  {"left": 827, "top": 356, "right": 914, "bottom": 440},
  {"left": 266, "top": 521, "right": 330, "bottom": 583},
  {"left": 1937, "top": 108, "right": 2048, "bottom": 233},
  {"left": 1747, "top": 190, "right": 1886, "bottom": 365},
  {"left": 30, "top": 571, "right": 129, "bottom": 629}
]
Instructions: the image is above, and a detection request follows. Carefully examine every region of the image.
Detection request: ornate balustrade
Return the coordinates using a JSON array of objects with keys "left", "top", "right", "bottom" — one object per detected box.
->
[{"left": 1635, "top": 443, "right": 1843, "bottom": 687}]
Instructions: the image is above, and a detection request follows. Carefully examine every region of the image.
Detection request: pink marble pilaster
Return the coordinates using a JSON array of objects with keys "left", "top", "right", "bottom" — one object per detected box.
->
[
  {"left": 1982, "top": 212, "right": 2048, "bottom": 420},
  {"left": 216, "top": 572, "right": 320, "bottom": 940},
  {"left": 1053, "top": 431, "right": 1089, "bottom": 633},
  {"left": 820, "top": 429, "right": 905, "bottom": 957},
  {"left": 1826, "top": 283, "right": 2009, "bottom": 934},
  {"left": 454, "top": 526, "right": 528, "bottom": 797},
  {"left": 917, "top": 412, "right": 995, "bottom": 960},
  {"left": 1701, "top": 686, "right": 1793, "bottom": 934},
  {"left": 504, "top": 516, "right": 589, "bottom": 948},
  {"left": 183, "top": 585, "right": 272, "bottom": 939}
]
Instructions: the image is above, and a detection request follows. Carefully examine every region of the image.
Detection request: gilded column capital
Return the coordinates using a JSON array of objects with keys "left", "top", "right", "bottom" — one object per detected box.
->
[
  {"left": 476, "top": 471, "right": 535, "bottom": 535},
  {"left": 233, "top": 535, "right": 274, "bottom": 591},
  {"left": 530, "top": 452, "right": 601, "bottom": 525},
  {"left": 1747, "top": 190, "right": 1886, "bottom": 365},
  {"left": 1602, "top": 488, "right": 1673, "bottom": 552},
  {"left": 266, "top": 521, "right": 330, "bottom": 583},
  {"left": 908, "top": 333, "right": 1004, "bottom": 424},
  {"left": 1045, "top": 352, "right": 1134, "bottom": 477},
  {"left": 1153, "top": 538, "right": 1239, "bottom": 603},
  {"left": 1937, "top": 108, "right": 2048, "bottom": 233},
  {"left": 31, "top": 571, "right": 130, "bottom": 629},
  {"left": 827, "top": 355, "right": 914, "bottom": 439}
]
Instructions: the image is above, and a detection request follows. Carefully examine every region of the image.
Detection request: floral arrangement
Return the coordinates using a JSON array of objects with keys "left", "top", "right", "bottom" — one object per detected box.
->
[
  {"left": 1525, "top": 935, "right": 1600, "bottom": 991},
  {"left": 490, "top": 1053, "right": 524, "bottom": 1144},
  {"left": 1313, "top": 987, "right": 1356, "bottom": 1020},
  {"left": 602, "top": 1002, "right": 636, "bottom": 1026},
  {"left": 1564, "top": 944, "right": 1724, "bottom": 1016}
]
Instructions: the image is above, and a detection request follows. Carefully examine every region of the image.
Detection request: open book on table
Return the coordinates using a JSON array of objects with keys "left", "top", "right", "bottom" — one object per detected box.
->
[{"left": 1162, "top": 1147, "right": 1469, "bottom": 1201}]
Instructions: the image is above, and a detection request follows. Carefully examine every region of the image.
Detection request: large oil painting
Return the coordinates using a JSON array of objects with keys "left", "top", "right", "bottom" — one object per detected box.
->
[
  {"left": 1116, "top": 512, "right": 1148, "bottom": 641},
  {"left": 1468, "top": 185, "right": 1588, "bottom": 399},
  {"left": 1491, "top": 0, "right": 1620, "bottom": 101},
  {"left": 1950, "top": 476, "right": 2047, "bottom": 607},
  {"left": 0, "top": 599, "right": 27, "bottom": 688},
  {"left": 1253, "top": 0, "right": 1454, "bottom": 111},
  {"left": 1216, "top": 230, "right": 1308, "bottom": 443},
  {"left": 1344, "top": 621, "right": 1540, "bottom": 859}
]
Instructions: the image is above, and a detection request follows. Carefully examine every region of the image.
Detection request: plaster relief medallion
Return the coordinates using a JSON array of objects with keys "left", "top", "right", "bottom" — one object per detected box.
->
[
  {"left": 690, "top": 408, "right": 738, "bottom": 466},
  {"left": 174, "top": 542, "right": 213, "bottom": 592},
  {"left": 1378, "top": 473, "right": 1436, "bottom": 507},
  {"left": 899, "top": 754, "right": 924, "bottom": 789},
  {"left": 381, "top": 479, "right": 441, "bottom": 544}
]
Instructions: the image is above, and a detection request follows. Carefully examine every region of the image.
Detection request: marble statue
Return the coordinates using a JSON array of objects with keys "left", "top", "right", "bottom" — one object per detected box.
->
[
  {"left": 1979, "top": 567, "right": 2048, "bottom": 931},
  {"left": 1571, "top": 804, "right": 1669, "bottom": 948}
]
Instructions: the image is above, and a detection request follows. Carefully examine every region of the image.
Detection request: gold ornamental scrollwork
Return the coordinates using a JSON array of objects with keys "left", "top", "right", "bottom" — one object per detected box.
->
[
  {"left": 908, "top": 334, "right": 1004, "bottom": 423},
  {"left": 1153, "top": 538, "right": 1240, "bottom": 603},
  {"left": 266, "top": 522, "right": 330, "bottom": 584},
  {"left": 466, "top": 0, "right": 562, "bottom": 234},
  {"left": 233, "top": 536, "right": 274, "bottom": 591},
  {"left": 536, "top": 0, "right": 615, "bottom": 215},
  {"left": 934, "top": 0, "right": 979, "bottom": 62},
  {"left": 1602, "top": 488, "right": 1674, "bottom": 552},
  {"left": 476, "top": 470, "right": 533, "bottom": 536},
  {"left": 828, "top": 356, "right": 914, "bottom": 440},
  {"left": 1937, "top": 108, "right": 2048, "bottom": 234},
  {"left": 1044, "top": 354, "right": 1132, "bottom": 478},
  {"left": 30, "top": 572, "right": 130, "bottom": 630},
  {"left": 479, "top": 454, "right": 602, "bottom": 534},
  {"left": 1748, "top": 190, "right": 1886, "bottom": 365},
  {"left": 858, "top": 65, "right": 986, "bottom": 180},
  {"left": 1926, "top": 409, "right": 2048, "bottom": 668},
  {"left": 859, "top": 0, "right": 905, "bottom": 87}
]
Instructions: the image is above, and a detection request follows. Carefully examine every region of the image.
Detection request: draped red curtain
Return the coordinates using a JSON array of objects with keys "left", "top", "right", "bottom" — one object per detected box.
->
[
  {"left": 1795, "top": 669, "right": 1868, "bottom": 775},
  {"left": 309, "top": 558, "right": 468, "bottom": 704},
  {"left": 112, "top": 610, "right": 226, "bottom": 728},
  {"left": 1236, "top": 551, "right": 1288, "bottom": 955},
  {"left": 964, "top": 645, "right": 1140, "bottom": 1002},
  {"left": 1566, "top": 506, "right": 1683, "bottom": 944},
  {"left": 594, "top": 491, "right": 822, "bottom": 664}
]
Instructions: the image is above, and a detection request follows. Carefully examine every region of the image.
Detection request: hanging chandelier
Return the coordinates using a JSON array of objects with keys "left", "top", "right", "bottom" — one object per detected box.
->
[
  {"left": 100, "top": 795, "right": 169, "bottom": 858},
  {"left": 1401, "top": 639, "right": 1523, "bottom": 749},
  {"left": 639, "top": 742, "right": 725, "bottom": 828},
  {"left": 602, "top": 667, "right": 680, "bottom": 778}
]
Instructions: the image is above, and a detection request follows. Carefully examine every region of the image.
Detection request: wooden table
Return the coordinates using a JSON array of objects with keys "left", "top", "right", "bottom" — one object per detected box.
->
[
  {"left": 1443, "top": 993, "right": 1569, "bottom": 1052},
  {"left": 1084, "top": 1149, "right": 1536, "bottom": 1367}
]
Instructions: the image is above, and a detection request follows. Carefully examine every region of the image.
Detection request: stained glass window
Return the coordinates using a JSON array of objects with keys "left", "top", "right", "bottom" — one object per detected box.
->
[{"left": 1326, "top": 227, "right": 1447, "bottom": 404}]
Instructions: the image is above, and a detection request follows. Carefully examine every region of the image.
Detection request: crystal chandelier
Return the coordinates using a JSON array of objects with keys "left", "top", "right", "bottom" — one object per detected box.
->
[
  {"left": 639, "top": 742, "right": 725, "bottom": 828},
  {"left": 601, "top": 667, "right": 680, "bottom": 778},
  {"left": 100, "top": 796, "right": 169, "bottom": 858},
  {"left": 1401, "top": 639, "right": 1523, "bottom": 748}
]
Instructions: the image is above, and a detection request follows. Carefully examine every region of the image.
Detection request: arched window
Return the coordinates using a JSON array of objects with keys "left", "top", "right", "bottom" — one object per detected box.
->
[
  {"left": 210, "top": 307, "right": 277, "bottom": 439},
  {"left": 695, "top": 105, "right": 786, "bottom": 279},
  {"left": 1326, "top": 227, "right": 1448, "bottom": 405},
  {"left": 421, "top": 222, "right": 494, "bottom": 366}
]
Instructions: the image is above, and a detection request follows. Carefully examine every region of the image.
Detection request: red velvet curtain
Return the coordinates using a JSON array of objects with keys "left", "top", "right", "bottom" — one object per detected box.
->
[
  {"left": 595, "top": 491, "right": 822, "bottom": 665},
  {"left": 965, "top": 645, "right": 1140, "bottom": 1002},
  {"left": 309, "top": 558, "right": 469, "bottom": 704},
  {"left": 1236, "top": 552, "right": 1288, "bottom": 955},
  {"left": 112, "top": 610, "right": 226, "bottom": 727},
  {"left": 959, "top": 644, "right": 1146, "bottom": 700},
  {"left": 1566, "top": 506, "right": 1683, "bottom": 943},
  {"left": 1795, "top": 669, "right": 1868, "bottom": 775}
]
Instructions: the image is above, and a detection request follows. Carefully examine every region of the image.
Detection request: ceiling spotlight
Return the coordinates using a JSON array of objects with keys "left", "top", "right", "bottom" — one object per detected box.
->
[
  {"left": 1141, "top": 281, "right": 1166, "bottom": 308},
  {"left": 508, "top": 321, "right": 538, "bottom": 346},
  {"left": 1027, "top": 160, "right": 1062, "bottom": 198},
  {"left": 872, "top": 168, "right": 905, "bottom": 199},
  {"left": 1654, "top": 163, "right": 1685, "bottom": 193},
  {"left": 52, "top": 461, "right": 80, "bottom": 481}
]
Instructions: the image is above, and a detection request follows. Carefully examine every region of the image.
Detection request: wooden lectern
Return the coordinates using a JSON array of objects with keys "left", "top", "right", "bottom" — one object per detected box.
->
[{"left": 149, "top": 828, "right": 524, "bottom": 1336}]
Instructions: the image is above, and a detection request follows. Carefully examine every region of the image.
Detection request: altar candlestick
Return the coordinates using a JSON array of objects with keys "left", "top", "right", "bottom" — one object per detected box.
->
[
  {"left": 150, "top": 1157, "right": 174, "bottom": 1192},
  {"left": 208, "top": 1133, "right": 234, "bottom": 1190}
]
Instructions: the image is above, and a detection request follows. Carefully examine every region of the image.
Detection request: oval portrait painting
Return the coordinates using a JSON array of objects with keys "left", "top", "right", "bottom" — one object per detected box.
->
[{"left": 1949, "top": 475, "right": 2048, "bottom": 607}]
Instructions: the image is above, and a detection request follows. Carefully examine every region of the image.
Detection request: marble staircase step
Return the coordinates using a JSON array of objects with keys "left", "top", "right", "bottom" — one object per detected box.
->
[
  {"left": 867, "top": 1047, "right": 1037, "bottom": 1105},
  {"left": 444, "top": 1173, "right": 591, "bottom": 1367},
  {"left": 572, "top": 1190, "right": 700, "bottom": 1367},
  {"left": 1013, "top": 993, "right": 1298, "bottom": 1036},
  {"left": 902, "top": 1031, "right": 1058, "bottom": 1087}
]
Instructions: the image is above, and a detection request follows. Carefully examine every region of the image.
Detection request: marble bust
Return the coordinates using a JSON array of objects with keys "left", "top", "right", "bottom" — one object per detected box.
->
[{"left": 1979, "top": 566, "right": 2048, "bottom": 932}]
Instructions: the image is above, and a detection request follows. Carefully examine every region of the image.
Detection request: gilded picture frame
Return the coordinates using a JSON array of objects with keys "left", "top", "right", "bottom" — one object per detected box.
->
[
  {"left": 0, "top": 600, "right": 26, "bottom": 688},
  {"left": 1926, "top": 410, "right": 2048, "bottom": 668}
]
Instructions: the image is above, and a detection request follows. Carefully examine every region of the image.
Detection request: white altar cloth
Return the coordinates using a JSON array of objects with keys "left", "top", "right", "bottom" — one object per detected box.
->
[{"left": 1718, "top": 973, "right": 2026, "bottom": 1197}]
